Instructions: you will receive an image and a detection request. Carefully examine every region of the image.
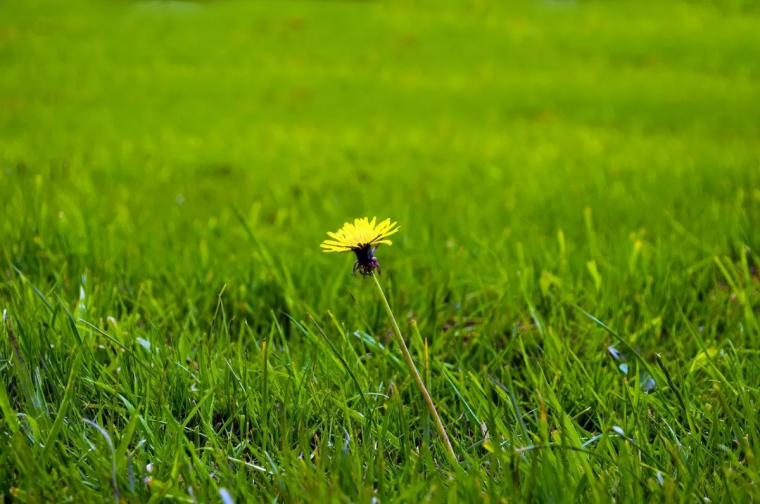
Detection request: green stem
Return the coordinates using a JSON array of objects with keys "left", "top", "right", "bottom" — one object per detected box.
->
[{"left": 371, "top": 273, "right": 458, "bottom": 465}]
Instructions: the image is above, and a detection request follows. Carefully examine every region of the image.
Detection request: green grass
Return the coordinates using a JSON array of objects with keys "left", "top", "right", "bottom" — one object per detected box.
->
[{"left": 1, "top": 0, "right": 759, "bottom": 501}]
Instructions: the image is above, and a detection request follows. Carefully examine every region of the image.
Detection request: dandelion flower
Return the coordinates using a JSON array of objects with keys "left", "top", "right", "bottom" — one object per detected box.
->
[
  {"left": 320, "top": 217, "right": 400, "bottom": 276},
  {"left": 319, "top": 215, "right": 456, "bottom": 464}
]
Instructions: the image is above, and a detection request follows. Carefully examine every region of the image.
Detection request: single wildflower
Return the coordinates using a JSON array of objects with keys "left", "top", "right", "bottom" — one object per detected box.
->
[
  {"left": 319, "top": 216, "right": 458, "bottom": 465},
  {"left": 320, "top": 217, "right": 400, "bottom": 276}
]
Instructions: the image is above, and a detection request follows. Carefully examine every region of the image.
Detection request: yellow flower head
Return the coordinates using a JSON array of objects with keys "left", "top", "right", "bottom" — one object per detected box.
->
[{"left": 320, "top": 217, "right": 400, "bottom": 276}]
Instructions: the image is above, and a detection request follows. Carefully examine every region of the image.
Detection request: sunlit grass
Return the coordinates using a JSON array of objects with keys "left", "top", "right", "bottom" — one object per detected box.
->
[{"left": 0, "top": 0, "right": 759, "bottom": 502}]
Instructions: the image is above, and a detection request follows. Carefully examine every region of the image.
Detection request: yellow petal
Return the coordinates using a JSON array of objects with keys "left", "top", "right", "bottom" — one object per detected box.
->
[
  {"left": 321, "top": 245, "right": 351, "bottom": 252},
  {"left": 321, "top": 240, "right": 349, "bottom": 247},
  {"left": 326, "top": 232, "right": 348, "bottom": 242}
]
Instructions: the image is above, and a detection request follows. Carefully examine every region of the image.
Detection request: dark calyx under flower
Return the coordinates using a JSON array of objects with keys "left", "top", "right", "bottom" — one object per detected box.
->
[{"left": 352, "top": 244, "right": 381, "bottom": 277}]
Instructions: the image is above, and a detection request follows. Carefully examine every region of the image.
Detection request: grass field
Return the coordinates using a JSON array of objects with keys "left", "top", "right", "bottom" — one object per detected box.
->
[{"left": 1, "top": 0, "right": 760, "bottom": 502}]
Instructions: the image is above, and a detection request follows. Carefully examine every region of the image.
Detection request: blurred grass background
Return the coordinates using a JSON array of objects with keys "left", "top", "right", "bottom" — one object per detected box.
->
[{"left": 1, "top": 0, "right": 759, "bottom": 502}]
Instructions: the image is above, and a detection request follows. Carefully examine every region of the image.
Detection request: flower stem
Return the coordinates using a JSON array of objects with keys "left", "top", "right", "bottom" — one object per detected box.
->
[{"left": 370, "top": 273, "right": 457, "bottom": 465}]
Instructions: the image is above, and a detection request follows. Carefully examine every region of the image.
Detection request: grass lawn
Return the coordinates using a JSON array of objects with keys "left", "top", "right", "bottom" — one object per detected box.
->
[{"left": 1, "top": 0, "right": 759, "bottom": 501}]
